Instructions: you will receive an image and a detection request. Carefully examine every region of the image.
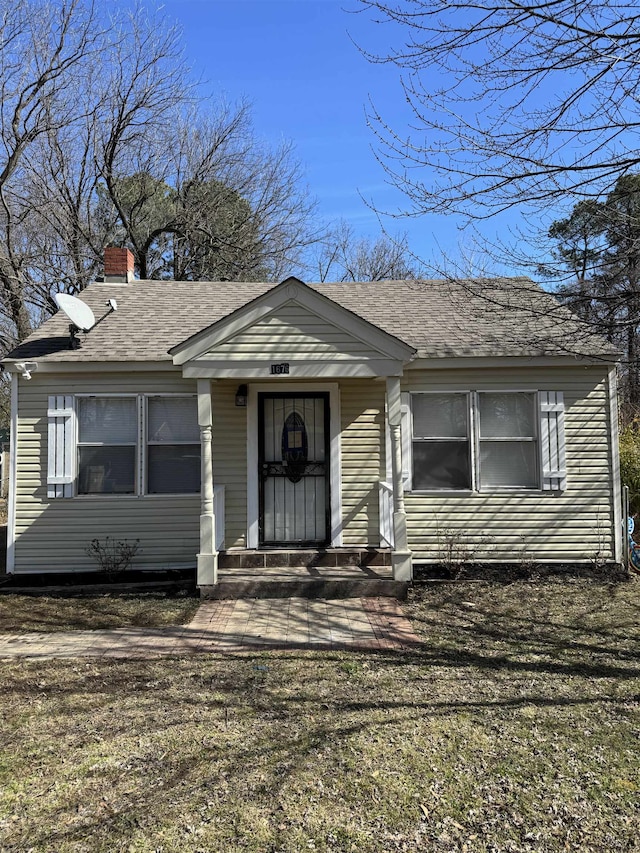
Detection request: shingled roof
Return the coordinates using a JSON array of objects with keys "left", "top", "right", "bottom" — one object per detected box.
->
[{"left": 4, "top": 276, "right": 618, "bottom": 363}]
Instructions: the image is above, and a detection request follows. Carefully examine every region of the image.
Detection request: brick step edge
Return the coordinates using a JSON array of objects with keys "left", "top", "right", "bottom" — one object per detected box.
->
[{"left": 200, "top": 579, "right": 409, "bottom": 600}]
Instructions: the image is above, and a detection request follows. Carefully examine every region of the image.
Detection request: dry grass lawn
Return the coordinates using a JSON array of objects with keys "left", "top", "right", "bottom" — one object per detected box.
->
[
  {"left": 0, "top": 592, "right": 199, "bottom": 633},
  {"left": 0, "top": 578, "right": 638, "bottom": 852}
]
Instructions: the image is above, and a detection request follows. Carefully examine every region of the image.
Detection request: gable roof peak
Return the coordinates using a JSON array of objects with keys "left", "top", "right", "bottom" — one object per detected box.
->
[
  {"left": 279, "top": 275, "right": 306, "bottom": 287},
  {"left": 169, "top": 275, "right": 416, "bottom": 365},
  {"left": 277, "top": 275, "right": 307, "bottom": 300}
]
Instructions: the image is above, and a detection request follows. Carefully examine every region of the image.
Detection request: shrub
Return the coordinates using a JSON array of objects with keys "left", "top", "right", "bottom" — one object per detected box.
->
[
  {"left": 619, "top": 419, "right": 640, "bottom": 515},
  {"left": 85, "top": 537, "right": 141, "bottom": 574}
]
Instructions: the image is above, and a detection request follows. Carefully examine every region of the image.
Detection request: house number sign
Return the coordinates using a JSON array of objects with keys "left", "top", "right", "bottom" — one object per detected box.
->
[{"left": 270, "top": 362, "right": 290, "bottom": 375}]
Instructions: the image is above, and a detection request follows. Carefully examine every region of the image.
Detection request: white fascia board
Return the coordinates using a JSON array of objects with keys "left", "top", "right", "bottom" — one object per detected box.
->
[
  {"left": 2, "top": 360, "right": 177, "bottom": 373},
  {"left": 182, "top": 359, "right": 405, "bottom": 379},
  {"left": 408, "top": 356, "right": 615, "bottom": 370},
  {"left": 171, "top": 280, "right": 416, "bottom": 365}
]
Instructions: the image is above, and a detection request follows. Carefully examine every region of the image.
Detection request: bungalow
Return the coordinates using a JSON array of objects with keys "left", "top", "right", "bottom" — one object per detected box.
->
[{"left": 1, "top": 248, "right": 622, "bottom": 586}]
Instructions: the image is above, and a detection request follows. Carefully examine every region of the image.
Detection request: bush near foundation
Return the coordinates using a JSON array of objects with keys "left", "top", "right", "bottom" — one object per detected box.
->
[{"left": 620, "top": 419, "right": 640, "bottom": 515}]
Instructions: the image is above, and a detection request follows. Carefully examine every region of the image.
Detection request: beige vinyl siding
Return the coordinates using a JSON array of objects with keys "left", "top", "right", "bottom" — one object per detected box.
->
[
  {"left": 401, "top": 366, "right": 616, "bottom": 562},
  {"left": 340, "top": 380, "right": 385, "bottom": 545},
  {"left": 198, "top": 304, "right": 385, "bottom": 362},
  {"left": 211, "top": 381, "right": 247, "bottom": 548},
  {"left": 13, "top": 372, "right": 199, "bottom": 573},
  {"left": 12, "top": 362, "right": 617, "bottom": 571}
]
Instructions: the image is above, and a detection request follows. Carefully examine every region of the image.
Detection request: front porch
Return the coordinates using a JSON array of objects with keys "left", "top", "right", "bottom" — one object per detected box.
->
[
  {"left": 193, "top": 376, "right": 413, "bottom": 588},
  {"left": 167, "top": 276, "right": 417, "bottom": 590}
]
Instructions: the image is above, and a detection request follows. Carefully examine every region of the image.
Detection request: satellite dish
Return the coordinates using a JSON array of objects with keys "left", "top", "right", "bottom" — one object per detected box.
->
[{"left": 53, "top": 293, "right": 96, "bottom": 332}]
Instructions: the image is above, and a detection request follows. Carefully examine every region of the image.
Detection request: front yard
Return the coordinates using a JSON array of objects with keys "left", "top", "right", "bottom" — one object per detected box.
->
[
  {"left": 0, "top": 578, "right": 637, "bottom": 852},
  {"left": 0, "top": 592, "right": 199, "bottom": 633}
]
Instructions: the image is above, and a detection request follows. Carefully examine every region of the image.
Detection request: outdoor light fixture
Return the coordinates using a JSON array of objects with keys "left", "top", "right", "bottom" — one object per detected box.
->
[
  {"left": 235, "top": 384, "right": 248, "bottom": 407},
  {"left": 14, "top": 362, "right": 38, "bottom": 380}
]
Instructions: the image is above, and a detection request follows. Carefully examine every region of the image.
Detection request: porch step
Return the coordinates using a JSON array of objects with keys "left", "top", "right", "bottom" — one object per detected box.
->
[
  {"left": 217, "top": 548, "right": 392, "bottom": 570},
  {"left": 201, "top": 561, "right": 406, "bottom": 600},
  {"left": 200, "top": 577, "right": 408, "bottom": 601}
]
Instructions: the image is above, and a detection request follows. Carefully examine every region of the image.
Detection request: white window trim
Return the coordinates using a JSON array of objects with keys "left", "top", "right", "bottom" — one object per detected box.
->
[
  {"left": 54, "top": 393, "right": 200, "bottom": 499},
  {"left": 405, "top": 389, "right": 565, "bottom": 494},
  {"left": 75, "top": 394, "right": 139, "bottom": 497},
  {"left": 76, "top": 395, "right": 139, "bottom": 496},
  {"left": 143, "top": 394, "right": 201, "bottom": 496},
  {"left": 407, "top": 390, "right": 473, "bottom": 492},
  {"left": 475, "top": 390, "right": 540, "bottom": 492}
]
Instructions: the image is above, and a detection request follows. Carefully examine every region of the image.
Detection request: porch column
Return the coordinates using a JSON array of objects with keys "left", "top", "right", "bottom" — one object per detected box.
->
[
  {"left": 386, "top": 377, "right": 412, "bottom": 581},
  {"left": 197, "top": 379, "right": 218, "bottom": 586}
]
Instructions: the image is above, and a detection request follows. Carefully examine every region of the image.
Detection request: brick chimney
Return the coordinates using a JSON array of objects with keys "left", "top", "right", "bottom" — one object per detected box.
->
[{"left": 103, "top": 246, "right": 135, "bottom": 283}]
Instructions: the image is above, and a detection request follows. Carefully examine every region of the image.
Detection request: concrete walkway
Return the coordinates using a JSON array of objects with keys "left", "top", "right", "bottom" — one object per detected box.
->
[{"left": 0, "top": 598, "right": 422, "bottom": 659}]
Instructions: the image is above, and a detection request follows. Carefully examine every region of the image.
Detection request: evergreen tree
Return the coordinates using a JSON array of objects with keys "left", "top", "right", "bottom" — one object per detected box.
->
[{"left": 548, "top": 176, "right": 640, "bottom": 415}]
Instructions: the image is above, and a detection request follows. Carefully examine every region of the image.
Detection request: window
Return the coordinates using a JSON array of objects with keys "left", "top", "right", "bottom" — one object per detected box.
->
[
  {"left": 55, "top": 394, "right": 201, "bottom": 497},
  {"left": 478, "top": 393, "right": 538, "bottom": 489},
  {"left": 77, "top": 397, "right": 137, "bottom": 494},
  {"left": 147, "top": 396, "right": 201, "bottom": 494},
  {"left": 404, "top": 391, "right": 564, "bottom": 492},
  {"left": 411, "top": 393, "right": 471, "bottom": 490}
]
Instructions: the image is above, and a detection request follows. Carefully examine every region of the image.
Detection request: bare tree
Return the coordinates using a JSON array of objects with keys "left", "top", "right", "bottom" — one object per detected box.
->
[
  {"left": 17, "top": 103, "right": 111, "bottom": 315},
  {"left": 98, "top": 102, "right": 318, "bottom": 282},
  {"left": 356, "top": 1, "right": 640, "bottom": 219},
  {"left": 314, "top": 220, "right": 420, "bottom": 281},
  {"left": 0, "top": 1, "right": 318, "bottom": 349},
  {"left": 0, "top": 0, "right": 107, "bottom": 343},
  {"left": 0, "top": 0, "right": 190, "bottom": 347}
]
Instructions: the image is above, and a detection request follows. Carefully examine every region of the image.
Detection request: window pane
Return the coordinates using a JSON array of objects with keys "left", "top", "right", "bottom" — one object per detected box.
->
[
  {"left": 479, "top": 393, "right": 535, "bottom": 438},
  {"left": 413, "top": 441, "right": 471, "bottom": 489},
  {"left": 78, "top": 397, "right": 137, "bottom": 444},
  {"left": 147, "top": 445, "right": 201, "bottom": 493},
  {"left": 78, "top": 446, "right": 136, "bottom": 494},
  {"left": 148, "top": 397, "right": 199, "bottom": 443},
  {"left": 413, "top": 394, "right": 468, "bottom": 438},
  {"left": 480, "top": 441, "right": 538, "bottom": 488}
]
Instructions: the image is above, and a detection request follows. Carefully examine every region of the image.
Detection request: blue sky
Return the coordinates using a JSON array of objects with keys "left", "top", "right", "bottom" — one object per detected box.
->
[{"left": 158, "top": 0, "right": 473, "bottom": 273}]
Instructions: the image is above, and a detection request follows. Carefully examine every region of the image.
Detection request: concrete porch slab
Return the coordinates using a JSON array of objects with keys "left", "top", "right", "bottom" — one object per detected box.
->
[{"left": 200, "top": 563, "right": 408, "bottom": 600}]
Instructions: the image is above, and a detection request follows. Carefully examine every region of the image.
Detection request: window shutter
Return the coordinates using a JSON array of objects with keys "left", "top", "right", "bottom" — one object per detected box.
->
[
  {"left": 47, "top": 395, "right": 75, "bottom": 498},
  {"left": 539, "top": 391, "right": 566, "bottom": 491},
  {"left": 401, "top": 393, "right": 412, "bottom": 491}
]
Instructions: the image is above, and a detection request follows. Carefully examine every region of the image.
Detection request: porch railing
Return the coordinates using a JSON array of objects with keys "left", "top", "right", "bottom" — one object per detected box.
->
[
  {"left": 379, "top": 480, "right": 394, "bottom": 548},
  {"left": 214, "top": 485, "right": 225, "bottom": 551}
]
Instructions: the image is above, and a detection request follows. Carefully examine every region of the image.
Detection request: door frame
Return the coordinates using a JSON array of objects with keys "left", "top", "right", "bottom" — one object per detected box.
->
[
  {"left": 247, "top": 383, "right": 342, "bottom": 548},
  {"left": 258, "top": 391, "right": 330, "bottom": 547}
]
